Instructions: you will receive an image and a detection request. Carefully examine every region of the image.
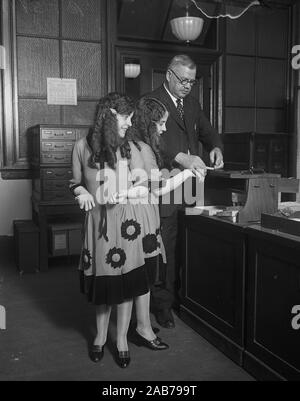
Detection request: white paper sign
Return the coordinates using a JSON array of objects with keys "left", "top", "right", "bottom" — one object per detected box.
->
[{"left": 47, "top": 78, "right": 77, "bottom": 105}]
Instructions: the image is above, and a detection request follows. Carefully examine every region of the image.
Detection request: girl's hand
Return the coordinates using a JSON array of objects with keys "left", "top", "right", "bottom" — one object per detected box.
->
[
  {"left": 108, "top": 191, "right": 127, "bottom": 204},
  {"left": 193, "top": 169, "right": 206, "bottom": 182},
  {"left": 75, "top": 193, "right": 95, "bottom": 211}
]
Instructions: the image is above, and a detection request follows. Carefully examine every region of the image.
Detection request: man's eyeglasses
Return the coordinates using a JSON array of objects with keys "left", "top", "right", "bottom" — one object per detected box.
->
[{"left": 169, "top": 69, "right": 197, "bottom": 87}]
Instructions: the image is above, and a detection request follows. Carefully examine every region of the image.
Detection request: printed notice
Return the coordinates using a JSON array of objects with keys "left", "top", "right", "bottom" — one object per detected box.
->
[{"left": 47, "top": 78, "right": 77, "bottom": 105}]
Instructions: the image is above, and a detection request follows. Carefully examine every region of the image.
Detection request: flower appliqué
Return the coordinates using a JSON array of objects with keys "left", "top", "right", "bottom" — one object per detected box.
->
[
  {"left": 143, "top": 233, "right": 160, "bottom": 254},
  {"left": 81, "top": 248, "right": 92, "bottom": 271},
  {"left": 121, "top": 219, "right": 141, "bottom": 242},
  {"left": 106, "top": 247, "right": 126, "bottom": 269}
]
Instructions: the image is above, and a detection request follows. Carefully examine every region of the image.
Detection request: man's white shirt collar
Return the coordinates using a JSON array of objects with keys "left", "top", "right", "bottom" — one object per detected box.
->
[{"left": 163, "top": 84, "right": 182, "bottom": 108}]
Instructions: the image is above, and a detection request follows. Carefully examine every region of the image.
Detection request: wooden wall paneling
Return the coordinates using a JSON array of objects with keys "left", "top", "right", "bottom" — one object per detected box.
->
[
  {"left": 226, "top": 11, "right": 256, "bottom": 56},
  {"left": 224, "top": 107, "right": 255, "bottom": 133},
  {"left": 61, "top": 0, "right": 102, "bottom": 41},
  {"left": 256, "top": 58, "right": 287, "bottom": 108},
  {"left": 225, "top": 56, "right": 255, "bottom": 107},
  {"left": 257, "top": 7, "right": 289, "bottom": 58},
  {"left": 62, "top": 41, "right": 102, "bottom": 99},
  {"left": 17, "top": 37, "right": 60, "bottom": 97},
  {"left": 62, "top": 101, "right": 98, "bottom": 126},
  {"left": 16, "top": 0, "right": 59, "bottom": 37},
  {"left": 18, "top": 99, "right": 61, "bottom": 159},
  {"left": 256, "top": 108, "right": 286, "bottom": 132}
]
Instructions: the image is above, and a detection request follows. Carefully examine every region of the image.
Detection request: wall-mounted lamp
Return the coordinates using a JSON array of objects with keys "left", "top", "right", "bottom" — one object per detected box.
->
[{"left": 124, "top": 63, "right": 141, "bottom": 79}]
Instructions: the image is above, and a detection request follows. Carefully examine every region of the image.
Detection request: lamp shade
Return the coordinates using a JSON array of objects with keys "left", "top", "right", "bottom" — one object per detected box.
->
[
  {"left": 124, "top": 63, "right": 141, "bottom": 78},
  {"left": 170, "top": 16, "right": 204, "bottom": 42}
]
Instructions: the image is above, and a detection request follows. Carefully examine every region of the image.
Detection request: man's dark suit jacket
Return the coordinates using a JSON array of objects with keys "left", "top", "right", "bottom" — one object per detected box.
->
[{"left": 148, "top": 85, "right": 223, "bottom": 217}]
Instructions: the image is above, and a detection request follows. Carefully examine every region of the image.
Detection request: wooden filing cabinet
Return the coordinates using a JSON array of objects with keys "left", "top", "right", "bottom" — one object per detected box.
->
[{"left": 29, "top": 124, "right": 88, "bottom": 270}]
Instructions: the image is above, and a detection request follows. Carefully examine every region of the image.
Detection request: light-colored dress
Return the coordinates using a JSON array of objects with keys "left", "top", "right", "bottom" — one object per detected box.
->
[{"left": 71, "top": 137, "right": 165, "bottom": 305}]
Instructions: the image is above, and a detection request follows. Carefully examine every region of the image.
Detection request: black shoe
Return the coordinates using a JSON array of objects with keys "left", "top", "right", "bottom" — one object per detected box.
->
[
  {"left": 115, "top": 350, "right": 131, "bottom": 368},
  {"left": 89, "top": 344, "right": 104, "bottom": 363},
  {"left": 156, "top": 309, "right": 175, "bottom": 329},
  {"left": 133, "top": 330, "right": 169, "bottom": 350},
  {"left": 129, "top": 322, "right": 160, "bottom": 335}
]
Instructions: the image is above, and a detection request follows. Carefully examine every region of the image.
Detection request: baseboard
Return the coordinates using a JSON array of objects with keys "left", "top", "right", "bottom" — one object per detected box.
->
[{"left": 243, "top": 351, "right": 285, "bottom": 381}]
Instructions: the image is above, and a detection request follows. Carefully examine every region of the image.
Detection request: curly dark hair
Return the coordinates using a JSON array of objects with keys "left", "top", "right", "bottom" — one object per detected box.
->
[
  {"left": 129, "top": 97, "right": 167, "bottom": 169},
  {"left": 87, "top": 92, "right": 134, "bottom": 169}
]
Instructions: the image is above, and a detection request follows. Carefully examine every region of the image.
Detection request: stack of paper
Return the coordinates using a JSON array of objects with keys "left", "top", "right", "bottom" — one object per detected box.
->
[{"left": 185, "top": 205, "right": 224, "bottom": 216}]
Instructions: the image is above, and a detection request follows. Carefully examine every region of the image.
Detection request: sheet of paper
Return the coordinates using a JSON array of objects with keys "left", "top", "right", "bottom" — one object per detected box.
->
[{"left": 47, "top": 78, "right": 77, "bottom": 105}]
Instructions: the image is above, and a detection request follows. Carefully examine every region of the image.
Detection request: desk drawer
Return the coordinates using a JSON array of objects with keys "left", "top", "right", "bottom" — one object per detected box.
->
[
  {"left": 41, "top": 128, "right": 76, "bottom": 140},
  {"left": 41, "top": 153, "right": 71, "bottom": 164},
  {"left": 41, "top": 142, "right": 74, "bottom": 152},
  {"left": 41, "top": 168, "right": 72, "bottom": 180}
]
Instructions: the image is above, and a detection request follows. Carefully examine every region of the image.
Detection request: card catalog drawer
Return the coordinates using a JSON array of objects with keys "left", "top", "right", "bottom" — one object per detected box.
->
[
  {"left": 41, "top": 168, "right": 72, "bottom": 180},
  {"left": 41, "top": 153, "right": 71, "bottom": 164},
  {"left": 41, "top": 142, "right": 74, "bottom": 152},
  {"left": 41, "top": 128, "right": 76, "bottom": 140}
]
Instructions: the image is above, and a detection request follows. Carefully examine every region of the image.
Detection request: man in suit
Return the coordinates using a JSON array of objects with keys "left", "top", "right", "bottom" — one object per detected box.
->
[{"left": 148, "top": 54, "right": 224, "bottom": 328}]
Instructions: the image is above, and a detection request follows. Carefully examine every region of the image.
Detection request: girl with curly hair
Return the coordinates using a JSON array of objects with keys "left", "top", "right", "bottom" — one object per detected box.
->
[
  {"left": 70, "top": 93, "right": 169, "bottom": 369},
  {"left": 128, "top": 97, "right": 199, "bottom": 329}
]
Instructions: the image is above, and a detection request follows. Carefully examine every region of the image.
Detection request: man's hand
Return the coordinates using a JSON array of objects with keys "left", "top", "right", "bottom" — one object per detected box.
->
[
  {"left": 75, "top": 193, "right": 95, "bottom": 211},
  {"left": 209, "top": 147, "right": 224, "bottom": 169},
  {"left": 175, "top": 153, "right": 207, "bottom": 176}
]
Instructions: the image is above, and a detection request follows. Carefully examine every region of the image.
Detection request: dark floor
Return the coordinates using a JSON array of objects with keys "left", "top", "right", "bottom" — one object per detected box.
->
[{"left": 0, "top": 254, "right": 254, "bottom": 381}]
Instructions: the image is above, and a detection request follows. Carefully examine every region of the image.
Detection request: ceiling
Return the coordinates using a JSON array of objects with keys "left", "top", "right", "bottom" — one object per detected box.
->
[
  {"left": 116, "top": 0, "right": 297, "bottom": 47},
  {"left": 116, "top": 0, "right": 217, "bottom": 47}
]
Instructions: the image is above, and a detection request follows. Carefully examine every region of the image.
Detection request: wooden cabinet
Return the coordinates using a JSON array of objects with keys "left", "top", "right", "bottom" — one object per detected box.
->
[
  {"left": 223, "top": 132, "right": 289, "bottom": 176},
  {"left": 30, "top": 125, "right": 88, "bottom": 203},
  {"left": 179, "top": 213, "right": 248, "bottom": 365},
  {"left": 180, "top": 215, "right": 300, "bottom": 380},
  {"left": 30, "top": 125, "right": 87, "bottom": 270},
  {"left": 245, "top": 225, "right": 300, "bottom": 381}
]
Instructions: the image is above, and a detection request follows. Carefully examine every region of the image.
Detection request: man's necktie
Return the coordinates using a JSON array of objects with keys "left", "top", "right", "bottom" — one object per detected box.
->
[{"left": 176, "top": 98, "right": 184, "bottom": 120}]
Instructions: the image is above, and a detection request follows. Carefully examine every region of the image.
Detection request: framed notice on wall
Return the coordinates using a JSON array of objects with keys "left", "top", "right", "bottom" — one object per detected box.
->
[{"left": 47, "top": 78, "right": 77, "bottom": 105}]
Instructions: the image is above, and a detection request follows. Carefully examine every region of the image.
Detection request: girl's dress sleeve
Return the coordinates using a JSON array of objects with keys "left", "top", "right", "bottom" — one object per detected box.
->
[
  {"left": 139, "top": 142, "right": 166, "bottom": 192},
  {"left": 69, "top": 139, "right": 85, "bottom": 193},
  {"left": 128, "top": 141, "right": 148, "bottom": 188}
]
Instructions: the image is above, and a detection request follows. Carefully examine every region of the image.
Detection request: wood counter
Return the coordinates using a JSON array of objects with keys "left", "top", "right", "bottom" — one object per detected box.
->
[{"left": 179, "top": 213, "right": 300, "bottom": 381}]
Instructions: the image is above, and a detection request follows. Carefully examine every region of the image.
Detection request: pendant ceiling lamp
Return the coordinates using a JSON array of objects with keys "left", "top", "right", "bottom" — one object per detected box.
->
[
  {"left": 124, "top": 63, "right": 141, "bottom": 79},
  {"left": 170, "top": 2, "right": 204, "bottom": 44}
]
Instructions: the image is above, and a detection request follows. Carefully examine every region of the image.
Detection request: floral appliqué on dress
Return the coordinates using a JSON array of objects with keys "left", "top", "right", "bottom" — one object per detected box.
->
[
  {"left": 81, "top": 248, "right": 92, "bottom": 271},
  {"left": 106, "top": 247, "right": 126, "bottom": 269},
  {"left": 121, "top": 219, "right": 141, "bottom": 241}
]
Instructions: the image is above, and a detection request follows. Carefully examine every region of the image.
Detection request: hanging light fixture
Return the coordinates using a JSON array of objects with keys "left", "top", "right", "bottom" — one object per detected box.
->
[
  {"left": 124, "top": 63, "right": 141, "bottom": 79},
  {"left": 170, "top": 1, "right": 204, "bottom": 43}
]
